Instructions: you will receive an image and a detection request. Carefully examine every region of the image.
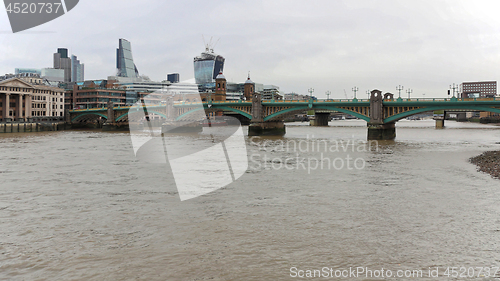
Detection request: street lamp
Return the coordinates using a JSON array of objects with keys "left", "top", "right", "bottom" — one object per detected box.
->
[
  {"left": 406, "top": 88, "right": 413, "bottom": 99},
  {"left": 366, "top": 90, "right": 370, "bottom": 99},
  {"left": 352, "top": 87, "right": 358, "bottom": 99},
  {"left": 450, "top": 83, "right": 457, "bottom": 98},
  {"left": 325, "top": 90, "right": 331, "bottom": 100},
  {"left": 396, "top": 85, "right": 404, "bottom": 98},
  {"left": 308, "top": 88, "right": 314, "bottom": 97}
]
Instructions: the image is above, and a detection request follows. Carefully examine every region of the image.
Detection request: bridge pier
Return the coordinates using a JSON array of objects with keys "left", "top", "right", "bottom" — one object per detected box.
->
[
  {"left": 247, "top": 92, "right": 286, "bottom": 136},
  {"left": 248, "top": 121, "right": 286, "bottom": 136},
  {"left": 102, "top": 123, "right": 129, "bottom": 131},
  {"left": 310, "top": 113, "right": 330, "bottom": 126},
  {"left": 367, "top": 90, "right": 395, "bottom": 140},
  {"left": 456, "top": 112, "right": 467, "bottom": 122},
  {"left": 367, "top": 122, "right": 396, "bottom": 140},
  {"left": 435, "top": 118, "right": 445, "bottom": 128},
  {"left": 102, "top": 101, "right": 128, "bottom": 131}
]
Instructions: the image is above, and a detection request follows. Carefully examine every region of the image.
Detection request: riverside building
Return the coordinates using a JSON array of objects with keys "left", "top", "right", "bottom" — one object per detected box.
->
[{"left": 0, "top": 75, "right": 65, "bottom": 122}]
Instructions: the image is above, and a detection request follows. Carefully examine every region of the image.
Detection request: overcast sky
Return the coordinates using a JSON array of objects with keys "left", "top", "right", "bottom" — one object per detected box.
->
[{"left": 1, "top": 0, "right": 499, "bottom": 99}]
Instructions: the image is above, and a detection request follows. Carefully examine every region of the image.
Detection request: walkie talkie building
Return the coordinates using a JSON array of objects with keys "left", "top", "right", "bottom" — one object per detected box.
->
[
  {"left": 194, "top": 47, "right": 225, "bottom": 85},
  {"left": 116, "top": 39, "right": 139, "bottom": 78}
]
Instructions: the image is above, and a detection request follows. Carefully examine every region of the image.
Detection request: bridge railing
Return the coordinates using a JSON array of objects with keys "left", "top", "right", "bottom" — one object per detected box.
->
[
  {"left": 261, "top": 99, "right": 371, "bottom": 103},
  {"left": 69, "top": 96, "right": 500, "bottom": 113},
  {"left": 383, "top": 97, "right": 499, "bottom": 102}
]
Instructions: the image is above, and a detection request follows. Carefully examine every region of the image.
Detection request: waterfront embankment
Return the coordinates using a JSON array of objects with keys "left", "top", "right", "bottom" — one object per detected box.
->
[
  {"left": 0, "top": 122, "right": 68, "bottom": 133},
  {"left": 470, "top": 150, "right": 500, "bottom": 179}
]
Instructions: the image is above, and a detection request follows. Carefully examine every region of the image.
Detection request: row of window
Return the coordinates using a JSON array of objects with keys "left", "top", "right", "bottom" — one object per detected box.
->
[
  {"left": 464, "top": 86, "right": 496, "bottom": 88},
  {"left": 76, "top": 98, "right": 124, "bottom": 103},
  {"left": 75, "top": 92, "right": 126, "bottom": 97},
  {"left": 0, "top": 86, "right": 31, "bottom": 92},
  {"left": 30, "top": 111, "right": 63, "bottom": 117},
  {"left": 0, "top": 102, "right": 59, "bottom": 109}
]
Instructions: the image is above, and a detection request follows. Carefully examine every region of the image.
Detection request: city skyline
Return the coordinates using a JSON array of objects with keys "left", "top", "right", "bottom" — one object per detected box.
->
[{"left": 1, "top": 0, "right": 500, "bottom": 98}]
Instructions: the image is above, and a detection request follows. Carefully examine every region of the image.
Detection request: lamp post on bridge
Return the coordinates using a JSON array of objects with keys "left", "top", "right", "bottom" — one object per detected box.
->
[
  {"left": 325, "top": 90, "right": 331, "bottom": 101},
  {"left": 450, "top": 83, "right": 458, "bottom": 98},
  {"left": 308, "top": 88, "right": 314, "bottom": 98},
  {"left": 366, "top": 90, "right": 370, "bottom": 99},
  {"left": 406, "top": 88, "right": 413, "bottom": 99},
  {"left": 352, "top": 87, "right": 358, "bottom": 99},
  {"left": 397, "top": 85, "right": 404, "bottom": 99}
]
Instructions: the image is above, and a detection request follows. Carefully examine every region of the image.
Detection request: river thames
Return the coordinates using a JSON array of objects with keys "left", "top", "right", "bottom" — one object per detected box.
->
[{"left": 1, "top": 120, "right": 500, "bottom": 280}]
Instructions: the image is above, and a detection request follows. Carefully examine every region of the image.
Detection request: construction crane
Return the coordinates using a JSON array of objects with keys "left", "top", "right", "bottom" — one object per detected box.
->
[{"left": 202, "top": 35, "right": 220, "bottom": 53}]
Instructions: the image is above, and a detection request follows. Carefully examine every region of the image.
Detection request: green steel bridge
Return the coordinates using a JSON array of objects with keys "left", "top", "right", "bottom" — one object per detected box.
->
[{"left": 68, "top": 90, "right": 500, "bottom": 139}]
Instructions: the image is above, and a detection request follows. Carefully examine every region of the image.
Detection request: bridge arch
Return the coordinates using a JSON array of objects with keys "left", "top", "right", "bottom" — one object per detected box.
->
[
  {"left": 175, "top": 106, "right": 252, "bottom": 121},
  {"left": 71, "top": 112, "right": 108, "bottom": 122},
  {"left": 115, "top": 110, "right": 168, "bottom": 122},
  {"left": 384, "top": 106, "right": 500, "bottom": 123},
  {"left": 263, "top": 105, "right": 371, "bottom": 122}
]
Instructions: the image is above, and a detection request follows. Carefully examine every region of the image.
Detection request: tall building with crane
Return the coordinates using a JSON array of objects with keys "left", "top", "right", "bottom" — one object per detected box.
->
[{"left": 193, "top": 37, "right": 225, "bottom": 86}]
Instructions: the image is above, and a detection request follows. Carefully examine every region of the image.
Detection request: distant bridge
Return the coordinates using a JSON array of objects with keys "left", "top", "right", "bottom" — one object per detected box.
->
[{"left": 67, "top": 90, "right": 500, "bottom": 139}]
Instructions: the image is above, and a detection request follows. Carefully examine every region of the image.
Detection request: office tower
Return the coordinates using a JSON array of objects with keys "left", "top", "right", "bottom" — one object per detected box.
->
[
  {"left": 53, "top": 48, "right": 71, "bottom": 82},
  {"left": 461, "top": 81, "right": 497, "bottom": 98},
  {"left": 71, "top": 55, "right": 84, "bottom": 82},
  {"left": 116, "top": 38, "right": 139, "bottom": 78},
  {"left": 193, "top": 45, "right": 225, "bottom": 85},
  {"left": 167, "top": 73, "right": 180, "bottom": 83},
  {"left": 57, "top": 48, "right": 68, "bottom": 59}
]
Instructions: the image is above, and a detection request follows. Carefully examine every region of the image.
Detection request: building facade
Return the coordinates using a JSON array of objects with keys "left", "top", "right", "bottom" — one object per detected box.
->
[
  {"left": 64, "top": 80, "right": 127, "bottom": 110},
  {"left": 461, "top": 81, "right": 497, "bottom": 98},
  {"left": 262, "top": 85, "right": 282, "bottom": 100},
  {"left": 0, "top": 77, "right": 64, "bottom": 122},
  {"left": 41, "top": 68, "right": 65, "bottom": 86},
  {"left": 15, "top": 68, "right": 41, "bottom": 75},
  {"left": 284, "top": 93, "right": 309, "bottom": 100},
  {"left": 63, "top": 80, "right": 165, "bottom": 110}
]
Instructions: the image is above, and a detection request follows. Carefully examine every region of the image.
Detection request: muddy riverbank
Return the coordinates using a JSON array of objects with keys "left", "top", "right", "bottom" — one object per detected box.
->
[{"left": 470, "top": 150, "right": 500, "bottom": 179}]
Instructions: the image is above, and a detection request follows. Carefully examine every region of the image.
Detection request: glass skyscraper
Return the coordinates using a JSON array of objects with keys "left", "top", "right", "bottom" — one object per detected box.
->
[
  {"left": 194, "top": 47, "right": 225, "bottom": 85},
  {"left": 116, "top": 39, "right": 139, "bottom": 78},
  {"left": 71, "top": 55, "right": 84, "bottom": 82}
]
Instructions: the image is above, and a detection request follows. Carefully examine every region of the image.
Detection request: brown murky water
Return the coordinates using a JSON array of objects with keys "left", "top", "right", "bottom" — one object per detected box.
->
[{"left": 1, "top": 120, "right": 500, "bottom": 280}]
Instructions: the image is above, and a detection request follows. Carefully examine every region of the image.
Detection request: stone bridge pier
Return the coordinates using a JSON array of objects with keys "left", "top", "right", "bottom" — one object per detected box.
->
[
  {"left": 367, "top": 90, "right": 396, "bottom": 140},
  {"left": 248, "top": 93, "right": 286, "bottom": 136},
  {"left": 310, "top": 112, "right": 330, "bottom": 126},
  {"left": 102, "top": 101, "right": 129, "bottom": 131}
]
